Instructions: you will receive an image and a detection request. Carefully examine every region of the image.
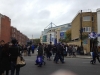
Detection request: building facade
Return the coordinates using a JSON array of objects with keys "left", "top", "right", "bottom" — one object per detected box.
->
[
  {"left": 0, "top": 14, "right": 11, "bottom": 43},
  {"left": 0, "top": 13, "right": 29, "bottom": 44},
  {"left": 70, "top": 9, "right": 99, "bottom": 53},
  {"left": 71, "top": 11, "right": 97, "bottom": 41},
  {"left": 11, "top": 26, "right": 29, "bottom": 45},
  {"left": 41, "top": 23, "right": 71, "bottom": 44},
  {"left": 97, "top": 9, "right": 100, "bottom": 46}
]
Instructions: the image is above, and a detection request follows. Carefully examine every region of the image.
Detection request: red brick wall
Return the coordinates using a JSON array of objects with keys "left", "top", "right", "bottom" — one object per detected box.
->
[
  {"left": 10, "top": 26, "right": 29, "bottom": 45},
  {"left": 0, "top": 14, "right": 29, "bottom": 44},
  {"left": 1, "top": 15, "right": 11, "bottom": 43}
]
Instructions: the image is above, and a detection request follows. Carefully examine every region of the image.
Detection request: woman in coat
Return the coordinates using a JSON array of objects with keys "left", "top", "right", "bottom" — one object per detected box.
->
[
  {"left": 1, "top": 43, "right": 10, "bottom": 75},
  {"left": 9, "top": 39, "right": 21, "bottom": 75}
]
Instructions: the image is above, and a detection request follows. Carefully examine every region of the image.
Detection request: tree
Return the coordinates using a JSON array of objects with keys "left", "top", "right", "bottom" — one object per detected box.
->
[
  {"left": 66, "top": 29, "right": 71, "bottom": 42},
  {"left": 59, "top": 38, "right": 67, "bottom": 43},
  {"left": 33, "top": 39, "right": 40, "bottom": 44},
  {"left": 82, "top": 34, "right": 88, "bottom": 40}
]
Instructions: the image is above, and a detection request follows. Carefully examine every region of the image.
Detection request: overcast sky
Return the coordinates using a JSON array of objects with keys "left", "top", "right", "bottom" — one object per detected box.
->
[{"left": 0, "top": 0, "right": 100, "bottom": 39}]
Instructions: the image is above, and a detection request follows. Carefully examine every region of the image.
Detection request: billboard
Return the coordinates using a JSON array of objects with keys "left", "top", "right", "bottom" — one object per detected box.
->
[
  {"left": 60, "top": 32, "right": 66, "bottom": 39},
  {"left": 42, "top": 35, "right": 47, "bottom": 42}
]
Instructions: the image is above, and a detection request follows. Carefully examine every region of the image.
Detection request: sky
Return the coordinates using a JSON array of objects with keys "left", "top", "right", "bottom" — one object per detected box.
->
[{"left": 0, "top": 0, "right": 100, "bottom": 39}]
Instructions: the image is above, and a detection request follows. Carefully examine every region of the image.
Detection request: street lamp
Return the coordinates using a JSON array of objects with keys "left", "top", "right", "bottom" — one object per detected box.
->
[
  {"left": 80, "top": 10, "right": 84, "bottom": 54},
  {"left": 50, "top": 22, "right": 52, "bottom": 43}
]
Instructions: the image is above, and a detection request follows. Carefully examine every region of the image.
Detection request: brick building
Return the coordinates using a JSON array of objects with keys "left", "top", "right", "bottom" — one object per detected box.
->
[
  {"left": 0, "top": 13, "right": 29, "bottom": 44},
  {"left": 0, "top": 14, "right": 11, "bottom": 43},
  {"left": 68, "top": 10, "right": 97, "bottom": 53},
  {"left": 71, "top": 12, "right": 97, "bottom": 40},
  {"left": 11, "top": 26, "right": 29, "bottom": 45}
]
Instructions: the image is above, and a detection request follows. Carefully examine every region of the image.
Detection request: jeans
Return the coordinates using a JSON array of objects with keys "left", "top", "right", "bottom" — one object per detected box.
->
[{"left": 11, "top": 62, "right": 20, "bottom": 75}]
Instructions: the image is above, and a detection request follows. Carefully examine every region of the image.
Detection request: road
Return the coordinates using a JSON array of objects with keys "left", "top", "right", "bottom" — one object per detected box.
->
[{"left": 19, "top": 54, "right": 100, "bottom": 75}]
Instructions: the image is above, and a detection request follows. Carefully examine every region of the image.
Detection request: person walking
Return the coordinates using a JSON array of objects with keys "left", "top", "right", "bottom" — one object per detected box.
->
[
  {"left": 35, "top": 43, "right": 43, "bottom": 67},
  {"left": 65, "top": 44, "right": 68, "bottom": 56},
  {"left": 1, "top": 43, "right": 10, "bottom": 75},
  {"left": 9, "top": 39, "right": 21, "bottom": 75},
  {"left": 44, "top": 44, "right": 48, "bottom": 56},
  {"left": 27, "top": 45, "right": 31, "bottom": 56},
  {"left": 23, "top": 45, "right": 27, "bottom": 56},
  {"left": 72, "top": 45, "right": 76, "bottom": 57},
  {"left": 69, "top": 45, "right": 72, "bottom": 56},
  {"left": 0, "top": 40, "right": 5, "bottom": 75},
  {"left": 90, "top": 46, "right": 100, "bottom": 64},
  {"left": 31, "top": 44, "right": 35, "bottom": 54},
  {"left": 55, "top": 43, "right": 64, "bottom": 64},
  {"left": 47, "top": 42, "right": 52, "bottom": 60}
]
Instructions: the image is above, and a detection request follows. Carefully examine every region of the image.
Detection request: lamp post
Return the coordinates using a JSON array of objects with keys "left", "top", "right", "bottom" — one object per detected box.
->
[
  {"left": 80, "top": 10, "right": 83, "bottom": 54},
  {"left": 50, "top": 22, "right": 52, "bottom": 43},
  {"left": 32, "top": 35, "right": 33, "bottom": 44}
]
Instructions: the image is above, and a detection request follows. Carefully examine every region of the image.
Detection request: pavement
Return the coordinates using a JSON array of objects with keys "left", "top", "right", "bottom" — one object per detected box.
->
[{"left": 66, "top": 55, "right": 92, "bottom": 59}]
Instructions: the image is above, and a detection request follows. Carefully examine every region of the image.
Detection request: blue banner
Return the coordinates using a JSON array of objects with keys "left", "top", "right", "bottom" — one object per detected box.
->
[
  {"left": 88, "top": 32, "right": 97, "bottom": 39},
  {"left": 60, "top": 32, "right": 66, "bottom": 39}
]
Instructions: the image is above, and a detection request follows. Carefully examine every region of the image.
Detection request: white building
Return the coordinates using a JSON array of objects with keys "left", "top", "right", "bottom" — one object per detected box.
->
[
  {"left": 41, "top": 23, "right": 71, "bottom": 44},
  {"left": 97, "top": 8, "right": 100, "bottom": 46}
]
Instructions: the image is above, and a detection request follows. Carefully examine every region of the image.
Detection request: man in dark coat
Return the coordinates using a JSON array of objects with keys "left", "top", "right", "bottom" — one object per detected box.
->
[
  {"left": 31, "top": 44, "right": 35, "bottom": 54},
  {"left": 90, "top": 46, "right": 100, "bottom": 64},
  {"left": 0, "top": 41, "right": 3, "bottom": 75},
  {"left": 9, "top": 39, "right": 21, "bottom": 75},
  {"left": 54, "top": 43, "right": 64, "bottom": 63},
  {"left": 35, "top": 43, "right": 43, "bottom": 66},
  {"left": 0, "top": 40, "right": 5, "bottom": 75},
  {"left": 47, "top": 42, "right": 52, "bottom": 60},
  {"left": 38, "top": 43, "right": 43, "bottom": 56},
  {"left": 1, "top": 43, "right": 10, "bottom": 75}
]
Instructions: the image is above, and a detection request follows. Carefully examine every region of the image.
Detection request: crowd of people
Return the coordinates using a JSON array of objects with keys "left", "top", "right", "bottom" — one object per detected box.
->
[
  {"left": 35, "top": 42, "right": 83, "bottom": 66},
  {"left": 35, "top": 42, "right": 100, "bottom": 66},
  {"left": 0, "top": 38, "right": 39, "bottom": 75},
  {"left": 0, "top": 39, "right": 25, "bottom": 75},
  {"left": 0, "top": 39, "right": 100, "bottom": 75}
]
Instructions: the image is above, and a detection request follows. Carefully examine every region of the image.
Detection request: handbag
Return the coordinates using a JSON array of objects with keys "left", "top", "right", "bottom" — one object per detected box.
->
[
  {"left": 16, "top": 56, "right": 26, "bottom": 67},
  {"left": 16, "top": 46, "right": 26, "bottom": 67}
]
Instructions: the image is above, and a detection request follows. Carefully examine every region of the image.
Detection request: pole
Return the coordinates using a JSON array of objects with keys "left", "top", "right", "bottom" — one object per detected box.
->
[
  {"left": 32, "top": 35, "right": 33, "bottom": 44},
  {"left": 80, "top": 10, "right": 83, "bottom": 53},
  {"left": 50, "top": 22, "right": 52, "bottom": 43}
]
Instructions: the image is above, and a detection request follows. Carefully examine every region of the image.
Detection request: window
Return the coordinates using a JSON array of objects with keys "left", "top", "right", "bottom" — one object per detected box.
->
[
  {"left": 92, "top": 17, "right": 94, "bottom": 22},
  {"left": 86, "top": 27, "right": 88, "bottom": 32},
  {"left": 83, "top": 28, "right": 85, "bottom": 32},
  {"left": 13, "top": 34, "right": 15, "bottom": 37},
  {"left": 88, "top": 27, "right": 91, "bottom": 32},
  {"left": 83, "top": 27, "right": 91, "bottom": 32},
  {"left": 13, "top": 29, "right": 15, "bottom": 32},
  {"left": 83, "top": 16, "right": 91, "bottom": 21}
]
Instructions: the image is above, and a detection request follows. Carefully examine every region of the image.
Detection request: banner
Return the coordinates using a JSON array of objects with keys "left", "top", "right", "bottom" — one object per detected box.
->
[{"left": 88, "top": 32, "right": 97, "bottom": 39}]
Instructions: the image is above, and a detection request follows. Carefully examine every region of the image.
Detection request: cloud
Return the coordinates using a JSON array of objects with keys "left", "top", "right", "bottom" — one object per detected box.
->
[{"left": 0, "top": 0, "right": 100, "bottom": 38}]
